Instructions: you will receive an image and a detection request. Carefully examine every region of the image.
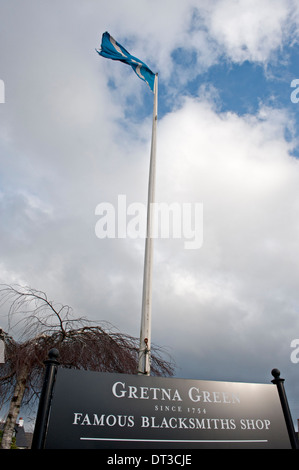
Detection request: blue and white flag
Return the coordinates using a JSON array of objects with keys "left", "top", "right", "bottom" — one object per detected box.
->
[{"left": 96, "top": 32, "right": 155, "bottom": 92}]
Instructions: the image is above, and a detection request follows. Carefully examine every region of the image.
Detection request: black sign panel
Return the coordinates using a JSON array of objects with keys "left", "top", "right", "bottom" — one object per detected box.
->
[{"left": 45, "top": 369, "right": 291, "bottom": 449}]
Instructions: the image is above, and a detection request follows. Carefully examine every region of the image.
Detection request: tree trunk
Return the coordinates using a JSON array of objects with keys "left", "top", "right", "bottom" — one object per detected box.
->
[{"left": 0, "top": 366, "right": 29, "bottom": 449}]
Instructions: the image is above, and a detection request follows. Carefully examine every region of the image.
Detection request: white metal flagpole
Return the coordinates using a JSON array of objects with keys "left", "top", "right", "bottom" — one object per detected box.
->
[{"left": 138, "top": 73, "right": 158, "bottom": 375}]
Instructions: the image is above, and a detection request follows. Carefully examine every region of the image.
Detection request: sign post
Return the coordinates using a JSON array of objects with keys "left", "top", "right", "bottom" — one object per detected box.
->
[
  {"left": 271, "top": 368, "right": 299, "bottom": 449},
  {"left": 31, "top": 349, "right": 60, "bottom": 450}
]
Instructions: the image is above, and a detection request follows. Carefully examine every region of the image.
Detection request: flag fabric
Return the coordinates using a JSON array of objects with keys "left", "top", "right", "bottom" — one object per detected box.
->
[{"left": 96, "top": 32, "right": 155, "bottom": 92}]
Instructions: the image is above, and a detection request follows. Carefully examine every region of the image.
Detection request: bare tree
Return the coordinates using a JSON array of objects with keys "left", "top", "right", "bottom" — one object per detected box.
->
[{"left": 0, "top": 284, "right": 174, "bottom": 449}]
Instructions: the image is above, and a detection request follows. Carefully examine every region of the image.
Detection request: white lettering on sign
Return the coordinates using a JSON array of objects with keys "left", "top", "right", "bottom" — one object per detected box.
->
[
  {"left": 240, "top": 418, "right": 271, "bottom": 430},
  {"left": 188, "top": 387, "right": 240, "bottom": 404},
  {"left": 140, "top": 416, "right": 238, "bottom": 429},
  {"left": 111, "top": 381, "right": 183, "bottom": 401},
  {"left": 72, "top": 413, "right": 135, "bottom": 427},
  {"left": 111, "top": 381, "right": 240, "bottom": 404}
]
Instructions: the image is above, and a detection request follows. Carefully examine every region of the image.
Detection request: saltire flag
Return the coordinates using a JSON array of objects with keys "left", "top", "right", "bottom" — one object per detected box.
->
[{"left": 96, "top": 32, "right": 155, "bottom": 92}]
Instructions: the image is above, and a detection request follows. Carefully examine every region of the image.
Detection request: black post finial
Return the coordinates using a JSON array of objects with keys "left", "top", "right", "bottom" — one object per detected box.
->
[
  {"left": 271, "top": 368, "right": 281, "bottom": 381},
  {"left": 48, "top": 348, "right": 60, "bottom": 361}
]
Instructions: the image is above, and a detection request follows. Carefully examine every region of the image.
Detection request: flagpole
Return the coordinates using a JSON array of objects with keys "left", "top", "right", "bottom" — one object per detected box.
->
[{"left": 138, "top": 73, "right": 158, "bottom": 375}]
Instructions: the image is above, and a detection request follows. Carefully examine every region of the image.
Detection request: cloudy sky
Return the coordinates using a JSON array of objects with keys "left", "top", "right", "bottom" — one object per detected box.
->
[{"left": 1, "top": 0, "right": 299, "bottom": 426}]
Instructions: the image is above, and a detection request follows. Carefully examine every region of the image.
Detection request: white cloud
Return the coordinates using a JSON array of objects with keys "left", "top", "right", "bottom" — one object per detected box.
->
[
  {"left": 151, "top": 94, "right": 299, "bottom": 379},
  {"left": 203, "top": 0, "right": 292, "bottom": 64}
]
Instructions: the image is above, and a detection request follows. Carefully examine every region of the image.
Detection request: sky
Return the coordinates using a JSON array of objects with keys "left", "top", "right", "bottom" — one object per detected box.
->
[{"left": 1, "top": 0, "right": 299, "bottom": 430}]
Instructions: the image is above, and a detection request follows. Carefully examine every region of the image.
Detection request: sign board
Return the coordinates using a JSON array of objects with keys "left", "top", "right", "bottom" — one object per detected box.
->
[{"left": 45, "top": 369, "right": 291, "bottom": 449}]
